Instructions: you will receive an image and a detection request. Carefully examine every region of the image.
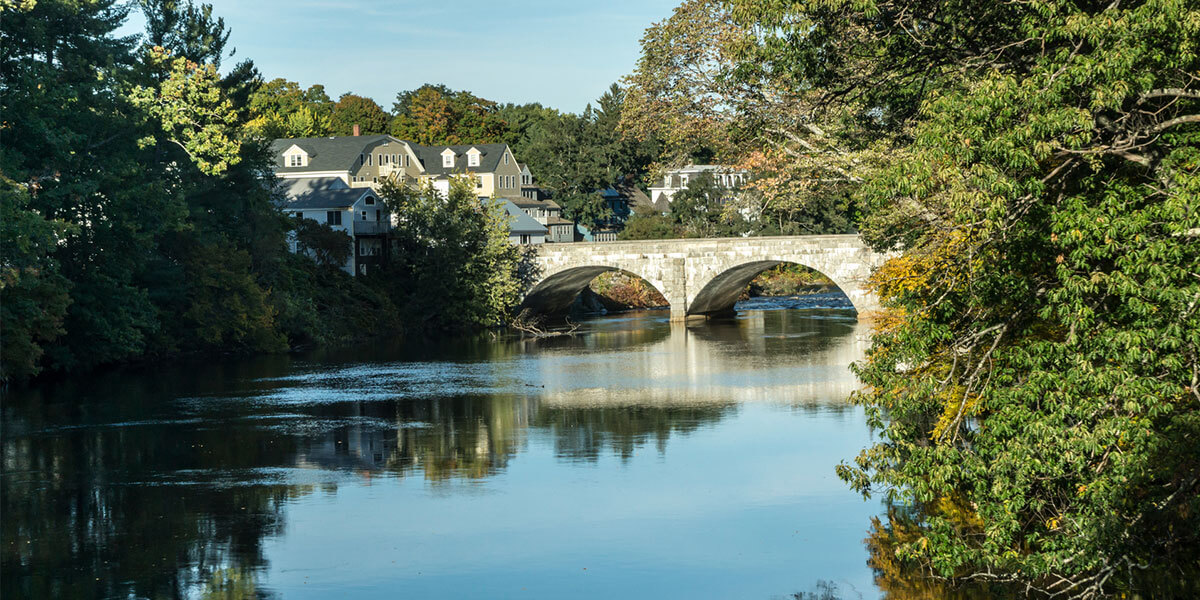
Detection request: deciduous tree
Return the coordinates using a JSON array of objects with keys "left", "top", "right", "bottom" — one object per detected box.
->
[{"left": 726, "top": 0, "right": 1200, "bottom": 596}]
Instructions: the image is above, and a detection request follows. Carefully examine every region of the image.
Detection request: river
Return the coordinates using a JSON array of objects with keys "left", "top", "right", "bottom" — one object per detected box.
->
[{"left": 2, "top": 294, "right": 892, "bottom": 599}]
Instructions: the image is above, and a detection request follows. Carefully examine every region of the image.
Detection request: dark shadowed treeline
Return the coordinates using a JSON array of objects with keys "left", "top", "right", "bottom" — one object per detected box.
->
[{"left": 0, "top": 1, "right": 524, "bottom": 382}]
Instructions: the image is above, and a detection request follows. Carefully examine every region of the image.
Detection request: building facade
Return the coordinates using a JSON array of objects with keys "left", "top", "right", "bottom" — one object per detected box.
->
[
  {"left": 648, "top": 165, "right": 749, "bottom": 208},
  {"left": 271, "top": 134, "right": 555, "bottom": 275}
]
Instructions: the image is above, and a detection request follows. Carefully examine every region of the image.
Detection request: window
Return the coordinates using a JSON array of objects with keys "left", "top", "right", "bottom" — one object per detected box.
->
[
  {"left": 360, "top": 210, "right": 367, "bottom": 220},
  {"left": 520, "top": 234, "right": 530, "bottom": 244},
  {"left": 365, "top": 197, "right": 375, "bottom": 205},
  {"left": 373, "top": 177, "right": 378, "bottom": 183},
  {"left": 467, "top": 152, "right": 480, "bottom": 167},
  {"left": 476, "top": 176, "right": 483, "bottom": 189},
  {"left": 293, "top": 211, "right": 302, "bottom": 218},
  {"left": 368, "top": 154, "right": 373, "bottom": 166},
  {"left": 504, "top": 153, "right": 509, "bottom": 165},
  {"left": 375, "top": 209, "right": 381, "bottom": 222},
  {"left": 288, "top": 154, "right": 303, "bottom": 167},
  {"left": 442, "top": 151, "right": 454, "bottom": 168},
  {"left": 327, "top": 211, "right": 342, "bottom": 225},
  {"left": 360, "top": 153, "right": 365, "bottom": 166},
  {"left": 391, "top": 154, "right": 397, "bottom": 164}
]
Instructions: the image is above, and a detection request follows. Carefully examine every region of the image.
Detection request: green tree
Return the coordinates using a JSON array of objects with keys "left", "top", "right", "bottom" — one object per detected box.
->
[
  {"left": 329, "top": 93, "right": 389, "bottom": 135},
  {"left": 246, "top": 78, "right": 333, "bottom": 138},
  {"left": 379, "top": 178, "right": 531, "bottom": 331},
  {"left": 293, "top": 218, "right": 352, "bottom": 270},
  {"left": 620, "top": 0, "right": 740, "bottom": 165},
  {"left": 0, "top": 180, "right": 74, "bottom": 380},
  {"left": 389, "top": 84, "right": 508, "bottom": 144},
  {"left": 496, "top": 101, "right": 561, "bottom": 157},
  {"left": 619, "top": 207, "right": 680, "bottom": 240},
  {"left": 725, "top": 0, "right": 1200, "bottom": 596},
  {"left": 668, "top": 171, "right": 749, "bottom": 238}
]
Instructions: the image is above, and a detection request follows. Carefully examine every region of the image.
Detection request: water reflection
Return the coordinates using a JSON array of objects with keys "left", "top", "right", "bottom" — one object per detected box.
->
[{"left": 3, "top": 298, "right": 879, "bottom": 599}]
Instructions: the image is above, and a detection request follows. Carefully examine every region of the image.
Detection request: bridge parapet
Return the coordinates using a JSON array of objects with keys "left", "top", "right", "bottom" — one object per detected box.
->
[{"left": 525, "top": 235, "right": 890, "bottom": 321}]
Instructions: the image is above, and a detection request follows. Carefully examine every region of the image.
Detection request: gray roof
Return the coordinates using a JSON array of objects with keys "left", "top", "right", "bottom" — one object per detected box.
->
[
  {"left": 501, "top": 200, "right": 548, "bottom": 235},
  {"left": 276, "top": 176, "right": 348, "bottom": 197},
  {"left": 605, "top": 183, "right": 665, "bottom": 213},
  {"left": 281, "top": 184, "right": 375, "bottom": 210},
  {"left": 412, "top": 143, "right": 512, "bottom": 176},
  {"left": 512, "top": 197, "right": 560, "bottom": 210},
  {"left": 270, "top": 135, "right": 399, "bottom": 174}
]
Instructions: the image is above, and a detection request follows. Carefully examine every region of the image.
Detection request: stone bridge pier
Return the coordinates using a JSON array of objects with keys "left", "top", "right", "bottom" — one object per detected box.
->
[{"left": 521, "top": 235, "right": 891, "bottom": 321}]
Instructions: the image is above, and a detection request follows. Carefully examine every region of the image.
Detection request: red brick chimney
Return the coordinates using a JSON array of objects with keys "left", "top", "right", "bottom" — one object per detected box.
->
[{"left": 352, "top": 124, "right": 360, "bottom": 136}]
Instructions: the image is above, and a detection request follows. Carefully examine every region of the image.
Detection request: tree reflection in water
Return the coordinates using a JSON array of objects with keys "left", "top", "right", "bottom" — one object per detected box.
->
[{"left": 2, "top": 303, "right": 878, "bottom": 599}]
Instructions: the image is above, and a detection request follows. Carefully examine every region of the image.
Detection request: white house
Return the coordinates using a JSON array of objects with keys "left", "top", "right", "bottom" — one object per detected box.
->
[
  {"left": 277, "top": 177, "right": 387, "bottom": 275},
  {"left": 648, "top": 164, "right": 750, "bottom": 207}
]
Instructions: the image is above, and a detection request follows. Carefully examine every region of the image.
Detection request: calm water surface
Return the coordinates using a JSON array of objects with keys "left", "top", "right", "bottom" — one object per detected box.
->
[{"left": 2, "top": 295, "right": 888, "bottom": 599}]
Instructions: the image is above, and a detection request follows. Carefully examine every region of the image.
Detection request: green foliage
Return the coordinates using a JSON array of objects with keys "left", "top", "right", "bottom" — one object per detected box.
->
[
  {"left": 0, "top": 181, "right": 73, "bottom": 380},
  {"left": 619, "top": 207, "right": 680, "bottom": 240},
  {"left": 727, "top": 0, "right": 1200, "bottom": 595},
  {"left": 0, "top": 0, "right": 391, "bottom": 378},
  {"left": 389, "top": 84, "right": 508, "bottom": 145},
  {"left": 620, "top": 0, "right": 739, "bottom": 165},
  {"left": 293, "top": 217, "right": 352, "bottom": 269},
  {"left": 380, "top": 179, "right": 533, "bottom": 331},
  {"left": 329, "top": 93, "right": 389, "bottom": 136},
  {"left": 130, "top": 46, "right": 242, "bottom": 175},
  {"left": 668, "top": 171, "right": 750, "bottom": 237},
  {"left": 246, "top": 78, "right": 334, "bottom": 138}
]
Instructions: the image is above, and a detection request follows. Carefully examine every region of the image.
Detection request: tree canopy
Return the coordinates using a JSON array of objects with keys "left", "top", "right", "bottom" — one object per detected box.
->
[{"left": 715, "top": 0, "right": 1200, "bottom": 596}]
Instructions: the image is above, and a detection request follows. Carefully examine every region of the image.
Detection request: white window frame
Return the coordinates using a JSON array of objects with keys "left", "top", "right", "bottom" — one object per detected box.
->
[{"left": 468, "top": 152, "right": 480, "bottom": 167}]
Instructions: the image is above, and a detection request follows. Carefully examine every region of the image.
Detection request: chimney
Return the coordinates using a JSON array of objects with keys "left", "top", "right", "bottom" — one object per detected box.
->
[{"left": 352, "top": 124, "right": 360, "bottom": 136}]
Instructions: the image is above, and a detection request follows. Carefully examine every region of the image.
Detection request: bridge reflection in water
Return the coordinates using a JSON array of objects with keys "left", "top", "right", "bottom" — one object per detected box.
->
[
  {"left": 533, "top": 313, "right": 869, "bottom": 407},
  {"left": 288, "top": 305, "right": 869, "bottom": 479},
  {"left": 1, "top": 302, "right": 877, "bottom": 600}
]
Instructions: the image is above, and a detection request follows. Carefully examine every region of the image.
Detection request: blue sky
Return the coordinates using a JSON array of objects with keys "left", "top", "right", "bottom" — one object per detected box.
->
[{"left": 122, "top": 0, "right": 680, "bottom": 113}]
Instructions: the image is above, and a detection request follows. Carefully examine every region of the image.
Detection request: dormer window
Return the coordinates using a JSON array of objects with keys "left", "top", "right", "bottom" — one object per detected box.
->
[
  {"left": 441, "top": 148, "right": 455, "bottom": 168},
  {"left": 466, "top": 147, "right": 481, "bottom": 167},
  {"left": 283, "top": 145, "right": 308, "bottom": 167}
]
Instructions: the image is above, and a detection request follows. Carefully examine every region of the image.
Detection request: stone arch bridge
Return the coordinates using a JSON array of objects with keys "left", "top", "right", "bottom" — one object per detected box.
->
[{"left": 521, "top": 235, "right": 891, "bottom": 321}]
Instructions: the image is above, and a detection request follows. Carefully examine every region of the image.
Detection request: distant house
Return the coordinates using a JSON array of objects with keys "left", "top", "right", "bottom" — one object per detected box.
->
[
  {"left": 275, "top": 176, "right": 386, "bottom": 275},
  {"left": 411, "top": 143, "right": 525, "bottom": 200},
  {"left": 512, "top": 198, "right": 573, "bottom": 243},
  {"left": 648, "top": 165, "right": 749, "bottom": 207},
  {"left": 502, "top": 201, "right": 548, "bottom": 245},
  {"left": 271, "top": 135, "right": 558, "bottom": 262},
  {"left": 575, "top": 183, "right": 659, "bottom": 242}
]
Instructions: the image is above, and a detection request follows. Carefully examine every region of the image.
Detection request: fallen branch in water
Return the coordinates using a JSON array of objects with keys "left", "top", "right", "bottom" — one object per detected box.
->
[{"left": 511, "top": 311, "right": 581, "bottom": 338}]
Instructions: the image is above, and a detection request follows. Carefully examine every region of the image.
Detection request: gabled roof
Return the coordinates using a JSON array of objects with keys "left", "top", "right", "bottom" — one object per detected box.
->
[
  {"left": 276, "top": 176, "right": 348, "bottom": 198},
  {"left": 501, "top": 200, "right": 548, "bottom": 235},
  {"left": 277, "top": 178, "right": 376, "bottom": 210},
  {"left": 413, "top": 143, "right": 513, "bottom": 175},
  {"left": 270, "top": 135, "right": 401, "bottom": 174},
  {"left": 603, "top": 183, "right": 664, "bottom": 213}
]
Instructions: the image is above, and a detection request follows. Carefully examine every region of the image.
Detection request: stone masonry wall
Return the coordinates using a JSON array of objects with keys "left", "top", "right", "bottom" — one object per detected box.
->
[{"left": 527, "top": 235, "right": 890, "bottom": 320}]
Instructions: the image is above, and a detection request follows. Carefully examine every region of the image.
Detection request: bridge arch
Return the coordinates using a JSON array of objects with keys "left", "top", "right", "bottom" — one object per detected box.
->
[
  {"left": 520, "top": 264, "right": 680, "bottom": 318},
  {"left": 686, "top": 259, "right": 863, "bottom": 317},
  {"left": 524, "top": 236, "right": 889, "bottom": 321}
]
